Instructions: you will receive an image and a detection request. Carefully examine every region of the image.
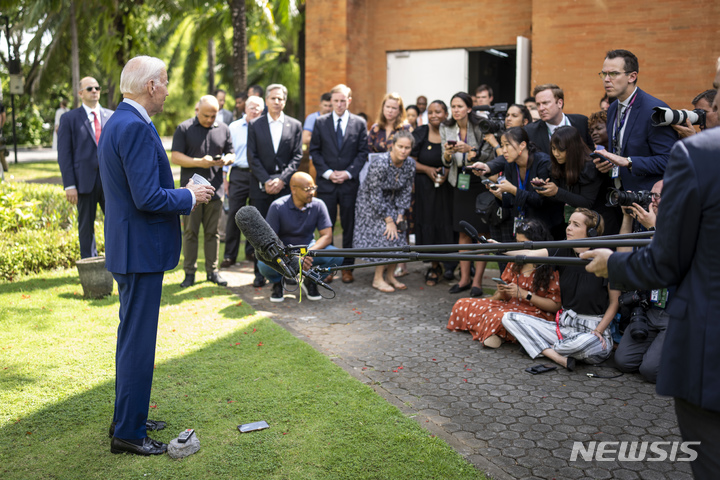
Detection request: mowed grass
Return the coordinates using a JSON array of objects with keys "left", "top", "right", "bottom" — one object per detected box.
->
[{"left": 0, "top": 262, "right": 485, "bottom": 480}]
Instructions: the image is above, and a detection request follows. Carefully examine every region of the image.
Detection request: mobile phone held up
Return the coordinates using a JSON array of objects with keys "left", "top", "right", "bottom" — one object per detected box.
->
[
  {"left": 447, "top": 140, "right": 457, "bottom": 146},
  {"left": 491, "top": 277, "right": 508, "bottom": 285}
]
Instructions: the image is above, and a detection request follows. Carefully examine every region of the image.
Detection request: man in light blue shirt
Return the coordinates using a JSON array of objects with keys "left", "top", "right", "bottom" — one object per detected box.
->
[{"left": 221, "top": 95, "right": 264, "bottom": 270}]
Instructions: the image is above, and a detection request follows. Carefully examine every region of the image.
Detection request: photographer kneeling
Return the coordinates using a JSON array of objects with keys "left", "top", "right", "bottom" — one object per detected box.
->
[{"left": 614, "top": 179, "right": 673, "bottom": 383}]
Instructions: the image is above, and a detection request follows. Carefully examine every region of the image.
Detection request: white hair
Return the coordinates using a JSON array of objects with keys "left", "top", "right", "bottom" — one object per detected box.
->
[
  {"left": 120, "top": 56, "right": 166, "bottom": 95},
  {"left": 246, "top": 95, "right": 264, "bottom": 108}
]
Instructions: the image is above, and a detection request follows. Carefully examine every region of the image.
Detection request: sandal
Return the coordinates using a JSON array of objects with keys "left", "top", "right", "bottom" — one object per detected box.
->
[
  {"left": 425, "top": 267, "right": 439, "bottom": 286},
  {"left": 388, "top": 279, "right": 407, "bottom": 290},
  {"left": 372, "top": 281, "right": 395, "bottom": 293}
]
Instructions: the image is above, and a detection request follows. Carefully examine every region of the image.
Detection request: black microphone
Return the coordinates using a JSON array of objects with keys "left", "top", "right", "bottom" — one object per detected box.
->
[
  {"left": 303, "top": 267, "right": 335, "bottom": 294},
  {"left": 235, "top": 206, "right": 299, "bottom": 280},
  {"left": 459, "top": 220, "right": 488, "bottom": 243}
]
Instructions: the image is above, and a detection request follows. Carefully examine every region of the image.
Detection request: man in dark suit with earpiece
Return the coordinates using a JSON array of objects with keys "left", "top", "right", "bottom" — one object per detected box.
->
[{"left": 57, "top": 76, "right": 113, "bottom": 258}]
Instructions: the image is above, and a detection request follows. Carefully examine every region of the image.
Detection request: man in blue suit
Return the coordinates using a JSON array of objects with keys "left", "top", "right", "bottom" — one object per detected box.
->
[
  {"left": 593, "top": 49, "right": 678, "bottom": 192},
  {"left": 57, "top": 76, "right": 113, "bottom": 258},
  {"left": 99, "top": 56, "right": 214, "bottom": 456},
  {"left": 309, "top": 84, "right": 369, "bottom": 284},
  {"left": 583, "top": 64, "right": 720, "bottom": 475}
]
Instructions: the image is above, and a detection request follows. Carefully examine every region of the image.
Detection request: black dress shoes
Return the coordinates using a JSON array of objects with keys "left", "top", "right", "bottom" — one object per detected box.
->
[
  {"left": 448, "top": 283, "right": 471, "bottom": 294},
  {"left": 253, "top": 275, "right": 267, "bottom": 288},
  {"left": 180, "top": 273, "right": 195, "bottom": 288},
  {"left": 207, "top": 272, "right": 228, "bottom": 286},
  {"left": 108, "top": 419, "right": 167, "bottom": 438},
  {"left": 111, "top": 436, "right": 167, "bottom": 456}
]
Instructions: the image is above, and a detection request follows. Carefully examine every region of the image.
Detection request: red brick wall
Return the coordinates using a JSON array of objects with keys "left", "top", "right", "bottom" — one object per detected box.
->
[{"left": 306, "top": 1, "right": 720, "bottom": 120}]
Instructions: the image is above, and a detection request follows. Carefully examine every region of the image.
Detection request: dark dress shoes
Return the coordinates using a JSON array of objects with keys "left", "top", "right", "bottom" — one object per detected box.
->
[
  {"left": 220, "top": 258, "right": 236, "bottom": 269},
  {"left": 109, "top": 419, "right": 167, "bottom": 438},
  {"left": 180, "top": 274, "right": 195, "bottom": 288},
  {"left": 207, "top": 272, "right": 228, "bottom": 286},
  {"left": 448, "top": 283, "right": 471, "bottom": 294},
  {"left": 470, "top": 286, "right": 484, "bottom": 297},
  {"left": 253, "top": 275, "right": 267, "bottom": 288},
  {"left": 111, "top": 436, "right": 167, "bottom": 456}
]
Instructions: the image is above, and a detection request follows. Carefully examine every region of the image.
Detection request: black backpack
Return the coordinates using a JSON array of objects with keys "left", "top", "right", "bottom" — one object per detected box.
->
[{"left": 475, "top": 191, "right": 510, "bottom": 226}]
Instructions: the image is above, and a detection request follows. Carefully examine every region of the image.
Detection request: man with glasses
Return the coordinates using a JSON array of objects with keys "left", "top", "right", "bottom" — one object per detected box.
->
[
  {"left": 57, "top": 77, "right": 114, "bottom": 258},
  {"left": 592, "top": 49, "right": 677, "bottom": 192},
  {"left": 258, "top": 172, "right": 342, "bottom": 302}
]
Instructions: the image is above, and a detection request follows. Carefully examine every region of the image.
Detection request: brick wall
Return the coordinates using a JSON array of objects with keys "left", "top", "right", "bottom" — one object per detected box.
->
[{"left": 306, "top": 0, "right": 720, "bottom": 120}]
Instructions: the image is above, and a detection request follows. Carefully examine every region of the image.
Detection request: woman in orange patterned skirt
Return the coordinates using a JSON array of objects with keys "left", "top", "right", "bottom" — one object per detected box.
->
[{"left": 446, "top": 219, "right": 561, "bottom": 348}]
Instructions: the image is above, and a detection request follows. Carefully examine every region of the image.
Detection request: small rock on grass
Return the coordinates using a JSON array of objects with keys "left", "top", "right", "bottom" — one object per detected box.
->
[{"left": 167, "top": 434, "right": 200, "bottom": 459}]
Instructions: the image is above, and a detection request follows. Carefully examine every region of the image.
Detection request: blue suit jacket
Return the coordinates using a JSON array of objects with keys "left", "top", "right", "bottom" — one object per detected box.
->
[
  {"left": 98, "top": 102, "right": 193, "bottom": 274},
  {"left": 57, "top": 105, "right": 113, "bottom": 193},
  {"left": 606, "top": 88, "right": 678, "bottom": 192},
  {"left": 309, "top": 112, "right": 369, "bottom": 194},
  {"left": 608, "top": 127, "right": 720, "bottom": 412}
]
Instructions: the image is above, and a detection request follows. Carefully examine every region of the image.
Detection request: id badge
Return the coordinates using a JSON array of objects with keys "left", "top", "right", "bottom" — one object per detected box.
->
[
  {"left": 457, "top": 172, "right": 471, "bottom": 191},
  {"left": 651, "top": 289, "right": 668, "bottom": 308},
  {"left": 611, "top": 165, "right": 619, "bottom": 178},
  {"left": 513, "top": 215, "right": 525, "bottom": 234}
]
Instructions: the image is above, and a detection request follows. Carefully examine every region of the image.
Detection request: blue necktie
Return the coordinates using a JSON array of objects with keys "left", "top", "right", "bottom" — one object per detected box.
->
[{"left": 336, "top": 118, "right": 343, "bottom": 150}]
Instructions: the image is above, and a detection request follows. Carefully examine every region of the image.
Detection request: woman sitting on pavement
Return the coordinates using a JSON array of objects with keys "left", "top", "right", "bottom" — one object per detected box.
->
[
  {"left": 502, "top": 208, "right": 620, "bottom": 371},
  {"left": 446, "top": 219, "right": 561, "bottom": 348},
  {"left": 353, "top": 130, "right": 416, "bottom": 293}
]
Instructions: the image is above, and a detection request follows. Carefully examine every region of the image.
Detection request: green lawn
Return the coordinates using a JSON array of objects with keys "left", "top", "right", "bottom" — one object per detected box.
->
[{"left": 0, "top": 264, "right": 485, "bottom": 480}]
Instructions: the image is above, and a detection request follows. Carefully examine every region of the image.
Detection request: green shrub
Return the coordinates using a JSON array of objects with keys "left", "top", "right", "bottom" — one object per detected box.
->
[{"left": 0, "top": 181, "right": 104, "bottom": 281}]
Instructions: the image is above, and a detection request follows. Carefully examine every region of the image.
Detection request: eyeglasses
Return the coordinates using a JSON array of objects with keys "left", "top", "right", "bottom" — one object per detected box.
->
[
  {"left": 651, "top": 192, "right": 661, "bottom": 201},
  {"left": 598, "top": 71, "right": 629, "bottom": 79},
  {"left": 85, "top": 86, "right": 101, "bottom": 92},
  {"left": 293, "top": 185, "right": 317, "bottom": 193}
]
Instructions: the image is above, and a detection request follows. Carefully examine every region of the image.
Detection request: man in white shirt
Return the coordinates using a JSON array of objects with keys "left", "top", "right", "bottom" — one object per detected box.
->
[
  {"left": 57, "top": 76, "right": 114, "bottom": 258},
  {"left": 221, "top": 95, "right": 264, "bottom": 271}
]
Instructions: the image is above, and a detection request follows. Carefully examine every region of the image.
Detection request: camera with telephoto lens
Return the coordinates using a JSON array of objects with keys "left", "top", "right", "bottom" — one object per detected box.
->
[
  {"left": 618, "top": 291, "right": 650, "bottom": 342},
  {"left": 605, "top": 188, "right": 653, "bottom": 210},
  {"left": 472, "top": 103, "right": 508, "bottom": 134},
  {"left": 650, "top": 106, "right": 706, "bottom": 129}
]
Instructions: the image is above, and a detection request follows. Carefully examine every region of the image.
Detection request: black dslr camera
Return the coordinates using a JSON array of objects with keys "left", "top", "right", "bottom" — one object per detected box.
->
[
  {"left": 472, "top": 103, "right": 508, "bottom": 134},
  {"left": 618, "top": 291, "right": 650, "bottom": 342},
  {"left": 605, "top": 188, "right": 653, "bottom": 210}
]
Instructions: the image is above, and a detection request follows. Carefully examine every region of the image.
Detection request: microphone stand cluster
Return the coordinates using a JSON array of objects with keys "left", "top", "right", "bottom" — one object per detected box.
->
[{"left": 301, "top": 231, "right": 654, "bottom": 279}]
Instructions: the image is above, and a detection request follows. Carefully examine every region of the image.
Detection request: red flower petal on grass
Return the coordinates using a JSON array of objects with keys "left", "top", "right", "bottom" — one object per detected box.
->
[
  {"left": 252, "top": 328, "right": 257, "bottom": 333},
  {"left": 432, "top": 359, "right": 436, "bottom": 361},
  {"left": 150, "top": 404, "right": 157, "bottom": 409},
  {"left": 257, "top": 342, "right": 263, "bottom": 347},
  {"left": 235, "top": 342, "right": 241, "bottom": 345},
  {"left": 399, "top": 367, "right": 403, "bottom": 370},
  {"left": 21, "top": 294, "right": 30, "bottom": 299},
  {"left": 26, "top": 431, "right": 32, "bottom": 435},
  {"left": 356, "top": 311, "right": 362, "bottom": 315},
  {"left": 362, "top": 367, "right": 367, "bottom": 370},
  {"left": 227, "top": 400, "right": 235, "bottom": 403},
  {"left": 282, "top": 432, "right": 288, "bottom": 435},
  {"left": 236, "top": 301, "right": 243, "bottom": 306}
]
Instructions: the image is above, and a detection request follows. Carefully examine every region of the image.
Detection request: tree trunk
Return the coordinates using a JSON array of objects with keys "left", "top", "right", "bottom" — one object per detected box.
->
[
  {"left": 207, "top": 37, "right": 215, "bottom": 94},
  {"left": 297, "top": 3, "right": 306, "bottom": 120},
  {"left": 229, "top": 0, "right": 247, "bottom": 97},
  {"left": 70, "top": 0, "right": 80, "bottom": 108}
]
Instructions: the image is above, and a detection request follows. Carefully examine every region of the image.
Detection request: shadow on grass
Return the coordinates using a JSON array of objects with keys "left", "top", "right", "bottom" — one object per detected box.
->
[
  {"left": 0, "top": 274, "right": 81, "bottom": 293},
  {"left": 0, "top": 316, "right": 482, "bottom": 480}
]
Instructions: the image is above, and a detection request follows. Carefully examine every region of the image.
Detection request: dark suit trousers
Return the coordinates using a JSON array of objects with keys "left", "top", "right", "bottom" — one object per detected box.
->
[
  {"left": 318, "top": 184, "right": 358, "bottom": 266},
  {"left": 112, "top": 271, "right": 163, "bottom": 440},
  {"left": 77, "top": 175, "right": 105, "bottom": 258},
  {"left": 224, "top": 169, "right": 252, "bottom": 261},
  {"left": 675, "top": 398, "right": 720, "bottom": 479}
]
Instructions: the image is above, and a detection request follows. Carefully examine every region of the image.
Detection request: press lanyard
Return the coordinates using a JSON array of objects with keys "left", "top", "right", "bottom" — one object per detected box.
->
[
  {"left": 612, "top": 92, "right": 638, "bottom": 155},
  {"left": 546, "top": 116, "right": 571, "bottom": 139}
]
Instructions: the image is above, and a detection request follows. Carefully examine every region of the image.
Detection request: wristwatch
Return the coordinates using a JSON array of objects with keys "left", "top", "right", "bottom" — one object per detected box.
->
[
  {"left": 526, "top": 292, "right": 533, "bottom": 301},
  {"left": 627, "top": 157, "right": 633, "bottom": 170}
]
